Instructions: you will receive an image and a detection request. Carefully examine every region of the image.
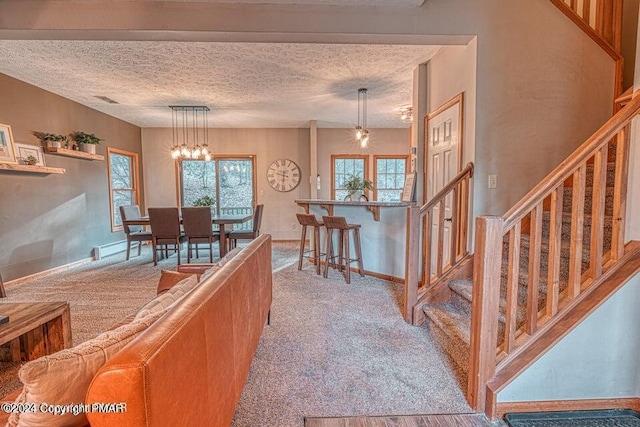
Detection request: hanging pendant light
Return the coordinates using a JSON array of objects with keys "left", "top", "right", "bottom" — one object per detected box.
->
[
  {"left": 355, "top": 88, "right": 369, "bottom": 147},
  {"left": 169, "top": 106, "right": 211, "bottom": 161}
]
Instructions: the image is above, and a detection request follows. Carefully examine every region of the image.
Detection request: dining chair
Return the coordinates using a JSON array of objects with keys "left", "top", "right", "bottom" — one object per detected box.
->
[
  {"left": 229, "top": 204, "right": 264, "bottom": 249},
  {"left": 148, "top": 207, "right": 187, "bottom": 266},
  {"left": 181, "top": 207, "right": 220, "bottom": 263},
  {"left": 119, "top": 205, "right": 153, "bottom": 261}
]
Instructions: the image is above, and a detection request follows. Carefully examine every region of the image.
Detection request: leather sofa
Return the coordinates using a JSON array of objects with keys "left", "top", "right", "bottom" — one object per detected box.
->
[
  {"left": 86, "top": 234, "right": 272, "bottom": 426},
  {"left": 2, "top": 234, "right": 272, "bottom": 427}
]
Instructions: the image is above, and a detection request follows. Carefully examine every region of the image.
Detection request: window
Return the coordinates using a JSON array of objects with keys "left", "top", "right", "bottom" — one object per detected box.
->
[
  {"left": 180, "top": 156, "right": 256, "bottom": 230},
  {"left": 374, "top": 155, "right": 409, "bottom": 202},
  {"left": 331, "top": 155, "right": 369, "bottom": 201},
  {"left": 107, "top": 148, "right": 140, "bottom": 231}
]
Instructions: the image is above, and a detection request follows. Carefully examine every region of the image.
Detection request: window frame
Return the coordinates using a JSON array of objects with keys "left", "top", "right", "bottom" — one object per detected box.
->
[
  {"left": 107, "top": 147, "right": 140, "bottom": 232},
  {"left": 373, "top": 154, "right": 410, "bottom": 202},
  {"left": 330, "top": 154, "right": 369, "bottom": 201},
  {"left": 176, "top": 154, "right": 258, "bottom": 214}
]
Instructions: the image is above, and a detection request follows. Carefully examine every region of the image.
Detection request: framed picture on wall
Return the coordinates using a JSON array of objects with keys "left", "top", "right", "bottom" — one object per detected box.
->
[
  {"left": 15, "top": 143, "right": 46, "bottom": 167},
  {"left": 0, "top": 123, "right": 17, "bottom": 164},
  {"left": 401, "top": 172, "right": 417, "bottom": 202}
]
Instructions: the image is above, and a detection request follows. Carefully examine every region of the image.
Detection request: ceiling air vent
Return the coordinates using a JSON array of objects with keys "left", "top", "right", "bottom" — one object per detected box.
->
[{"left": 94, "top": 95, "right": 119, "bottom": 104}]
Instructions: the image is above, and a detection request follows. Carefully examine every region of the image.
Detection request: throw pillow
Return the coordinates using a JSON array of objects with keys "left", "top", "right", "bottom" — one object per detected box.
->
[
  {"left": 133, "top": 274, "right": 198, "bottom": 320},
  {"left": 156, "top": 270, "right": 193, "bottom": 295},
  {"left": 7, "top": 310, "right": 165, "bottom": 427}
]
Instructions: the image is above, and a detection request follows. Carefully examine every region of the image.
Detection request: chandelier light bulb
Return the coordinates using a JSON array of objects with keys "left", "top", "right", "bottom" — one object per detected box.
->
[
  {"left": 201, "top": 145, "right": 209, "bottom": 156},
  {"left": 192, "top": 145, "right": 202, "bottom": 159},
  {"left": 355, "top": 126, "right": 363, "bottom": 140},
  {"left": 204, "top": 153, "right": 212, "bottom": 161},
  {"left": 361, "top": 131, "right": 369, "bottom": 148}
]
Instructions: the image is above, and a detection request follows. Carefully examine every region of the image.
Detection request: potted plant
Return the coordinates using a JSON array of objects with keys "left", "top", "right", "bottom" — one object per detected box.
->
[
  {"left": 69, "top": 131, "right": 102, "bottom": 155},
  {"left": 342, "top": 175, "right": 374, "bottom": 201},
  {"left": 193, "top": 195, "right": 214, "bottom": 207},
  {"left": 32, "top": 131, "right": 68, "bottom": 149},
  {"left": 24, "top": 155, "right": 38, "bottom": 166}
]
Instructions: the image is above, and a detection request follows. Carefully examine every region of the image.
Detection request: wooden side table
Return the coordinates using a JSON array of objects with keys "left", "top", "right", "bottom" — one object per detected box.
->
[{"left": 0, "top": 302, "right": 72, "bottom": 361}]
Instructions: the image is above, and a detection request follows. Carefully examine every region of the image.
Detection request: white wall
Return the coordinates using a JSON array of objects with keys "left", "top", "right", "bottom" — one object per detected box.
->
[
  {"left": 142, "top": 128, "right": 311, "bottom": 240},
  {"left": 317, "top": 128, "right": 410, "bottom": 200},
  {"left": 427, "top": 39, "right": 477, "bottom": 174},
  {"left": 498, "top": 272, "right": 640, "bottom": 402}
]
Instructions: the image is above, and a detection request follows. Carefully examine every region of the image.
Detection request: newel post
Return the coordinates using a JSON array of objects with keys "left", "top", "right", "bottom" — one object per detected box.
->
[
  {"left": 467, "top": 216, "right": 503, "bottom": 412},
  {"left": 404, "top": 205, "right": 420, "bottom": 324}
]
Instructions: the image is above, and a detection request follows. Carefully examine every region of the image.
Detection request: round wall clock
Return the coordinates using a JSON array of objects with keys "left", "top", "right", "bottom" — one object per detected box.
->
[{"left": 267, "top": 159, "right": 301, "bottom": 192}]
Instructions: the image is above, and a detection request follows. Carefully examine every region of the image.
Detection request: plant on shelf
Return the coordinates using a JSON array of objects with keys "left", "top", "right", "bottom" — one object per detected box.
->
[
  {"left": 193, "top": 195, "right": 214, "bottom": 207},
  {"left": 69, "top": 131, "right": 103, "bottom": 155},
  {"left": 32, "top": 131, "right": 69, "bottom": 149},
  {"left": 23, "top": 156, "right": 38, "bottom": 166},
  {"left": 342, "top": 175, "right": 374, "bottom": 201}
]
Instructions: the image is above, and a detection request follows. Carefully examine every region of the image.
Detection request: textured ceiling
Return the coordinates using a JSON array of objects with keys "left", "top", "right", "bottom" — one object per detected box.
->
[
  {"left": 0, "top": 41, "right": 440, "bottom": 128},
  {"left": 98, "top": 0, "right": 425, "bottom": 5}
]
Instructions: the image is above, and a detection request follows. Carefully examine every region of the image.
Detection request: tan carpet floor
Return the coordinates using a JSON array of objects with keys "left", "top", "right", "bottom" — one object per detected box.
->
[{"left": 0, "top": 241, "right": 299, "bottom": 399}]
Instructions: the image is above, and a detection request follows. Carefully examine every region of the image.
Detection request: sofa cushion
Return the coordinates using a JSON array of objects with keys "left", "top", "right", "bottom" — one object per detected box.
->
[
  {"left": 156, "top": 269, "right": 194, "bottom": 295},
  {"left": 134, "top": 274, "right": 198, "bottom": 320},
  {"left": 7, "top": 310, "right": 166, "bottom": 427}
]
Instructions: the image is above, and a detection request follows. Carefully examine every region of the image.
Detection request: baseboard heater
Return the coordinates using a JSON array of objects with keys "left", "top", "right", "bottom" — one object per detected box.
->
[
  {"left": 93, "top": 240, "right": 129, "bottom": 260},
  {"left": 505, "top": 409, "right": 640, "bottom": 426}
]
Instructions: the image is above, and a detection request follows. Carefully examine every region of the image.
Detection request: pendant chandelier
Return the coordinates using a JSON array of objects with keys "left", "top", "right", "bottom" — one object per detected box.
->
[
  {"left": 170, "top": 106, "right": 211, "bottom": 161},
  {"left": 400, "top": 105, "right": 413, "bottom": 123},
  {"left": 355, "top": 88, "right": 370, "bottom": 148}
]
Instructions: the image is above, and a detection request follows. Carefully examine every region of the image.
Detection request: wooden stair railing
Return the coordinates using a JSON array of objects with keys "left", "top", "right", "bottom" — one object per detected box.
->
[
  {"left": 550, "top": 0, "right": 624, "bottom": 102},
  {"left": 468, "top": 93, "right": 640, "bottom": 416},
  {"left": 404, "top": 162, "right": 474, "bottom": 324}
]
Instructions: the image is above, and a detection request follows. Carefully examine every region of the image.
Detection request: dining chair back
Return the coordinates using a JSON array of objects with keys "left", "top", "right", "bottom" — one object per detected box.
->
[
  {"left": 119, "top": 205, "right": 152, "bottom": 261},
  {"left": 181, "top": 207, "right": 220, "bottom": 263},
  {"left": 148, "top": 207, "right": 186, "bottom": 266},
  {"left": 228, "top": 204, "right": 264, "bottom": 249}
]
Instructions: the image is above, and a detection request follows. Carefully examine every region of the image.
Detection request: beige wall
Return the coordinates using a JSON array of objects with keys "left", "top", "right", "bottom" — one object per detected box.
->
[
  {"left": 142, "top": 128, "right": 311, "bottom": 240},
  {"left": 316, "top": 128, "right": 411, "bottom": 200},
  {"left": 0, "top": 0, "right": 616, "bottom": 218},
  {"left": 0, "top": 73, "right": 142, "bottom": 280}
]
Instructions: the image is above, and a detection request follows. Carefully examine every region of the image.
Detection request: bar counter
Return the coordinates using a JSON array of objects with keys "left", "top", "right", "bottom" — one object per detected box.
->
[{"left": 295, "top": 199, "right": 415, "bottom": 281}]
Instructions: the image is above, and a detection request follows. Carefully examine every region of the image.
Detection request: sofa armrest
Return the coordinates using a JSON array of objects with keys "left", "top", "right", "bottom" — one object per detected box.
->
[{"left": 176, "top": 264, "right": 215, "bottom": 276}]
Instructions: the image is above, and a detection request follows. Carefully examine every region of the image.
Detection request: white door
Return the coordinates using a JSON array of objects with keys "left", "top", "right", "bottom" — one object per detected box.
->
[{"left": 425, "top": 97, "right": 461, "bottom": 277}]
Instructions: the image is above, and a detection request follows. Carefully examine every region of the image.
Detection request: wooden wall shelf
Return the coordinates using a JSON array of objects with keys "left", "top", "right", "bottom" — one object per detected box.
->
[
  {"left": 44, "top": 147, "right": 104, "bottom": 161},
  {"left": 0, "top": 163, "right": 65, "bottom": 175}
]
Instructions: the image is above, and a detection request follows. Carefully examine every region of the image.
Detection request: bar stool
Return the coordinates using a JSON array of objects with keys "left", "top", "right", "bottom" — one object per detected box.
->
[
  {"left": 322, "top": 216, "right": 364, "bottom": 284},
  {"left": 296, "top": 213, "right": 325, "bottom": 275}
]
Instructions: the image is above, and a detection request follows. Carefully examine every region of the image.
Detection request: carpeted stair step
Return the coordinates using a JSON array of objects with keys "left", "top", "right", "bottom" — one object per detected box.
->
[
  {"left": 584, "top": 161, "right": 616, "bottom": 188},
  {"left": 540, "top": 212, "right": 613, "bottom": 255},
  {"left": 562, "top": 186, "right": 615, "bottom": 217},
  {"left": 422, "top": 303, "right": 471, "bottom": 372},
  {"left": 449, "top": 279, "right": 525, "bottom": 328}
]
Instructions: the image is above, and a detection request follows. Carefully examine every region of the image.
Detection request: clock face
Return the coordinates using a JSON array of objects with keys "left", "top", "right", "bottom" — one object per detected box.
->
[{"left": 267, "top": 159, "right": 301, "bottom": 192}]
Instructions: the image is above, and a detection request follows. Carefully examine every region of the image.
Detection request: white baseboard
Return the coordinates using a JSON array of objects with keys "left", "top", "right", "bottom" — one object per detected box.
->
[{"left": 6, "top": 257, "right": 94, "bottom": 287}]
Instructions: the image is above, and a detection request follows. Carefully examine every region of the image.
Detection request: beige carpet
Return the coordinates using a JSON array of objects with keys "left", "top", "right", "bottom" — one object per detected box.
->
[{"left": 0, "top": 241, "right": 299, "bottom": 399}]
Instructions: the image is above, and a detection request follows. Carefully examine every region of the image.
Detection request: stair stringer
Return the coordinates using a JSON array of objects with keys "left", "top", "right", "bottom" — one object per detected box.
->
[{"left": 484, "top": 241, "right": 640, "bottom": 418}]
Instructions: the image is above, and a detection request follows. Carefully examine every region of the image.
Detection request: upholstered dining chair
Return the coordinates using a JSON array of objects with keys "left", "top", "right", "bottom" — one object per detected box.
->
[
  {"left": 181, "top": 207, "right": 220, "bottom": 263},
  {"left": 229, "top": 204, "right": 264, "bottom": 249},
  {"left": 119, "top": 205, "right": 153, "bottom": 261},
  {"left": 148, "top": 207, "right": 187, "bottom": 266}
]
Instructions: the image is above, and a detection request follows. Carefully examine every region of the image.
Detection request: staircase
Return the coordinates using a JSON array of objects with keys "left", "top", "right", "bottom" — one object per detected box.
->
[{"left": 422, "top": 152, "right": 617, "bottom": 376}]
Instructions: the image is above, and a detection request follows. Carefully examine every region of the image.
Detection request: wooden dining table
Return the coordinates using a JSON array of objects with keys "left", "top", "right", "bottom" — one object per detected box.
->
[{"left": 123, "top": 213, "right": 252, "bottom": 257}]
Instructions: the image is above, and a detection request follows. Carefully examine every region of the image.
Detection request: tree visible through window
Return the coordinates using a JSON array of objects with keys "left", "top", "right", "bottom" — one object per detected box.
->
[
  {"left": 332, "top": 155, "right": 368, "bottom": 200},
  {"left": 374, "top": 156, "right": 408, "bottom": 202},
  {"left": 181, "top": 157, "right": 255, "bottom": 230},
  {"left": 108, "top": 148, "right": 139, "bottom": 231}
]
